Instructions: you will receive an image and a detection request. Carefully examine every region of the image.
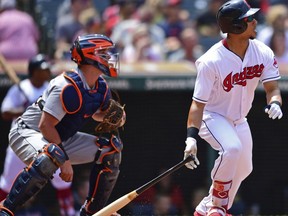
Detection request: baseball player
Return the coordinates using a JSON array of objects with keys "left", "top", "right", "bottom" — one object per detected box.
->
[
  {"left": 0, "top": 34, "right": 125, "bottom": 216},
  {"left": 183, "top": 1, "right": 283, "bottom": 215},
  {"left": 0, "top": 54, "right": 75, "bottom": 216}
]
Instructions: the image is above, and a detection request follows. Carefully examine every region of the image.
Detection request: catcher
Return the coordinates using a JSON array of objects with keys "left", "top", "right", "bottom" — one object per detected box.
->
[{"left": 0, "top": 34, "right": 126, "bottom": 216}]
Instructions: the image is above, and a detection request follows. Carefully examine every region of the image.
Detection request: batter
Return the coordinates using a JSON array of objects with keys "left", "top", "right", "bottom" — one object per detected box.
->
[{"left": 183, "top": 1, "right": 283, "bottom": 215}]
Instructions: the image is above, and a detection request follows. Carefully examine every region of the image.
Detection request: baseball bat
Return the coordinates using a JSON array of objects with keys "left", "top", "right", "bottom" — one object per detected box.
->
[
  {"left": 93, "top": 155, "right": 195, "bottom": 216},
  {"left": 0, "top": 54, "right": 20, "bottom": 84}
]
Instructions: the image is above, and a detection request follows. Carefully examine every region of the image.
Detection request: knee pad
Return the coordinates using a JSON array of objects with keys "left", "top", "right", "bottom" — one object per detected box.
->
[
  {"left": 96, "top": 135, "right": 123, "bottom": 168},
  {"left": 3, "top": 143, "right": 66, "bottom": 211}
]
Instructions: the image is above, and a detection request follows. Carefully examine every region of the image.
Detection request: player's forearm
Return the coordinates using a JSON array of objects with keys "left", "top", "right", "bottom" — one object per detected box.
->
[
  {"left": 266, "top": 90, "right": 282, "bottom": 105},
  {"left": 264, "top": 81, "right": 282, "bottom": 105},
  {"left": 40, "top": 126, "right": 62, "bottom": 145},
  {"left": 187, "top": 100, "right": 205, "bottom": 129}
]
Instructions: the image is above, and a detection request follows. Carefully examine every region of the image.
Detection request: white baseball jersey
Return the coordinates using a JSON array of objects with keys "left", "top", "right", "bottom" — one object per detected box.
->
[{"left": 193, "top": 39, "right": 280, "bottom": 122}]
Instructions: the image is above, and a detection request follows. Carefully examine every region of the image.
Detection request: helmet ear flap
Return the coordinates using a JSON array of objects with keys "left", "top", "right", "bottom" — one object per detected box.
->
[
  {"left": 76, "top": 42, "right": 86, "bottom": 64},
  {"left": 231, "top": 20, "right": 247, "bottom": 34}
]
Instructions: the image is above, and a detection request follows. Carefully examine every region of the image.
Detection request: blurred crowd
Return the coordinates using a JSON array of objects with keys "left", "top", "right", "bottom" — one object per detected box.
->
[{"left": 0, "top": 0, "right": 287, "bottom": 74}]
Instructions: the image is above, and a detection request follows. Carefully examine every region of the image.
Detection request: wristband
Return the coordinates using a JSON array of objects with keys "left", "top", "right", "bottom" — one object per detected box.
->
[
  {"left": 269, "top": 101, "right": 281, "bottom": 107},
  {"left": 187, "top": 127, "right": 201, "bottom": 142},
  {"left": 58, "top": 143, "right": 69, "bottom": 160}
]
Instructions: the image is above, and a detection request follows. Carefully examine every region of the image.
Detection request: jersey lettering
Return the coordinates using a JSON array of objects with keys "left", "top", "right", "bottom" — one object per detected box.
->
[{"left": 223, "top": 63, "right": 264, "bottom": 92}]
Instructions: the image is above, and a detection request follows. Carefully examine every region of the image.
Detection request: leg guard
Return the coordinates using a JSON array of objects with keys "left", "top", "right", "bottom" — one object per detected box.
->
[
  {"left": 211, "top": 180, "right": 232, "bottom": 213},
  {"left": 0, "top": 206, "right": 14, "bottom": 216},
  {"left": 2, "top": 143, "right": 66, "bottom": 212},
  {"left": 80, "top": 136, "right": 122, "bottom": 215}
]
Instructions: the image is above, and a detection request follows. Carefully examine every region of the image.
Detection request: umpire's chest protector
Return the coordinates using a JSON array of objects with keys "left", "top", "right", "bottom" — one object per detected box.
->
[{"left": 55, "top": 71, "right": 109, "bottom": 141}]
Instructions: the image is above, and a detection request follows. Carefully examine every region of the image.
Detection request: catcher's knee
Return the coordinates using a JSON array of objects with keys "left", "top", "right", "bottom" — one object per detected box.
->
[{"left": 96, "top": 135, "right": 123, "bottom": 167}]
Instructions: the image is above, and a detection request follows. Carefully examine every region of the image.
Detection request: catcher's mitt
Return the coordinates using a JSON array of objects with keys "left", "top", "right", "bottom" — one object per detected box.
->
[{"left": 95, "top": 99, "right": 125, "bottom": 134}]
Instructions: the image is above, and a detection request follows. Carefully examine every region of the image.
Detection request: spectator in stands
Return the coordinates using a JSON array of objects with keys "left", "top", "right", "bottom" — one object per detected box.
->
[
  {"left": 54, "top": 0, "right": 95, "bottom": 60},
  {"left": 131, "top": 167, "right": 185, "bottom": 215},
  {"left": 187, "top": 187, "right": 207, "bottom": 215},
  {"left": 157, "top": 0, "right": 185, "bottom": 39},
  {"left": 195, "top": 0, "right": 225, "bottom": 37},
  {"left": 142, "top": 0, "right": 166, "bottom": 25},
  {"left": 121, "top": 24, "right": 164, "bottom": 63},
  {"left": 257, "top": 4, "right": 288, "bottom": 49},
  {"left": 269, "top": 30, "right": 288, "bottom": 74},
  {"left": 152, "top": 193, "right": 179, "bottom": 216},
  {"left": 165, "top": 27, "right": 204, "bottom": 62},
  {"left": 73, "top": 8, "right": 104, "bottom": 41},
  {"left": 0, "top": 0, "right": 39, "bottom": 61},
  {"left": 109, "top": 0, "right": 139, "bottom": 52},
  {"left": 137, "top": 4, "right": 166, "bottom": 45}
]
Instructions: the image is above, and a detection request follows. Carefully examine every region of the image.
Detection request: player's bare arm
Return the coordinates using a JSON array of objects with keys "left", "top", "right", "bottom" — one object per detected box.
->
[
  {"left": 187, "top": 100, "right": 205, "bottom": 130},
  {"left": 263, "top": 80, "right": 282, "bottom": 105},
  {"left": 38, "top": 111, "right": 61, "bottom": 144},
  {"left": 39, "top": 111, "right": 73, "bottom": 182}
]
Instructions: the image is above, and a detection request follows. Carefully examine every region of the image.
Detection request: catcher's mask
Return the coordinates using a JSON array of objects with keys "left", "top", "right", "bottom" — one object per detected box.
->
[
  {"left": 71, "top": 34, "right": 120, "bottom": 77},
  {"left": 216, "top": 0, "right": 259, "bottom": 34}
]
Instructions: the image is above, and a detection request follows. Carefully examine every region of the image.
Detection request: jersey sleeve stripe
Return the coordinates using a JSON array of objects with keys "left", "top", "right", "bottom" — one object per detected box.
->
[
  {"left": 193, "top": 96, "right": 208, "bottom": 104},
  {"left": 262, "top": 75, "right": 281, "bottom": 83}
]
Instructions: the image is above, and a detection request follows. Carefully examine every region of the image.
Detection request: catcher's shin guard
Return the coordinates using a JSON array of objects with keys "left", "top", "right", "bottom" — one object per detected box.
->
[
  {"left": 2, "top": 143, "right": 66, "bottom": 212},
  {"left": 81, "top": 136, "right": 122, "bottom": 215}
]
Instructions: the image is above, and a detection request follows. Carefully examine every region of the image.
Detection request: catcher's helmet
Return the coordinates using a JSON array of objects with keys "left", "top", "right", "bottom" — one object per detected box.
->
[
  {"left": 28, "top": 54, "right": 51, "bottom": 77},
  {"left": 216, "top": 0, "right": 260, "bottom": 34},
  {"left": 71, "top": 34, "right": 119, "bottom": 77}
]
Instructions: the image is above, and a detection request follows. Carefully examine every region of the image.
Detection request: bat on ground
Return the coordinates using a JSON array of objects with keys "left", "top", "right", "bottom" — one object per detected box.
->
[
  {"left": 93, "top": 155, "right": 195, "bottom": 216},
  {"left": 0, "top": 54, "right": 20, "bottom": 84}
]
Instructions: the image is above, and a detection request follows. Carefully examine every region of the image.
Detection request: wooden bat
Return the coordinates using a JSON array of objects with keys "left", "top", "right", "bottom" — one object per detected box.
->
[
  {"left": 0, "top": 54, "right": 20, "bottom": 84},
  {"left": 93, "top": 155, "right": 195, "bottom": 216}
]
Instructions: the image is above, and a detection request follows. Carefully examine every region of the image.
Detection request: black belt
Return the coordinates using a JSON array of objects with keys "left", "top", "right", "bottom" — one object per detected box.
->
[
  {"left": 17, "top": 118, "right": 30, "bottom": 129},
  {"left": 36, "top": 97, "right": 45, "bottom": 111}
]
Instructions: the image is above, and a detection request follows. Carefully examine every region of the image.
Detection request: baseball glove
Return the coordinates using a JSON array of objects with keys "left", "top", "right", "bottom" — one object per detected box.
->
[{"left": 95, "top": 99, "right": 125, "bottom": 134}]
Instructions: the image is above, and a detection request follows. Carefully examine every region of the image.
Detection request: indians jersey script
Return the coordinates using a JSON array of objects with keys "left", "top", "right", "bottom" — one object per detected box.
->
[{"left": 193, "top": 39, "right": 280, "bottom": 122}]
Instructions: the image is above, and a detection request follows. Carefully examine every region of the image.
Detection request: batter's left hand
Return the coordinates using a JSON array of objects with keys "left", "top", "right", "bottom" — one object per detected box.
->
[{"left": 265, "top": 103, "right": 283, "bottom": 119}]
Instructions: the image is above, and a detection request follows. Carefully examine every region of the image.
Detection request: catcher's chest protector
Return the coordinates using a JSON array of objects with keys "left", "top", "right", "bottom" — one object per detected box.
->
[{"left": 56, "top": 71, "right": 109, "bottom": 141}]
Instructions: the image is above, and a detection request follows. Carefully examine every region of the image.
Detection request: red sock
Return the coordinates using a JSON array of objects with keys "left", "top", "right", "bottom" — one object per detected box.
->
[
  {"left": 0, "top": 189, "right": 8, "bottom": 202},
  {"left": 56, "top": 187, "right": 75, "bottom": 216}
]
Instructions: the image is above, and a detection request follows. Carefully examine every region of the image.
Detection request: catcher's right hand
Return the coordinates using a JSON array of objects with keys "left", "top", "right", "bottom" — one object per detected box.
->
[{"left": 184, "top": 137, "right": 200, "bottom": 169}]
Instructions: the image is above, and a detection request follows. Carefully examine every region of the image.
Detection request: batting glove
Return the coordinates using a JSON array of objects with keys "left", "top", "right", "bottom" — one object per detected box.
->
[
  {"left": 265, "top": 102, "right": 283, "bottom": 120},
  {"left": 184, "top": 137, "right": 200, "bottom": 169}
]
